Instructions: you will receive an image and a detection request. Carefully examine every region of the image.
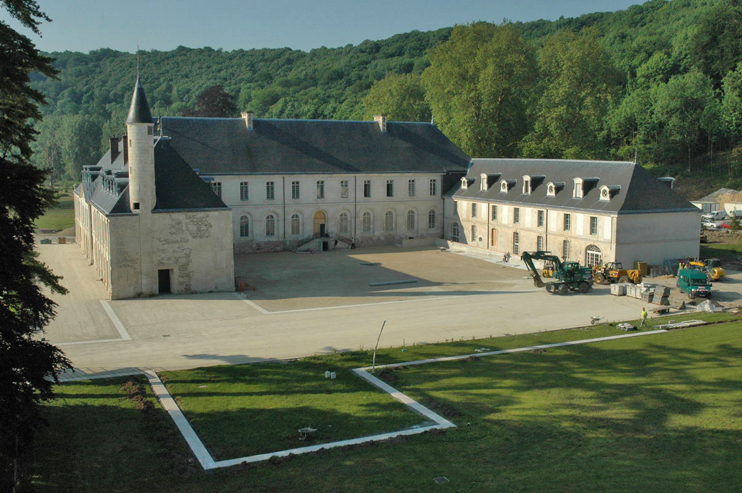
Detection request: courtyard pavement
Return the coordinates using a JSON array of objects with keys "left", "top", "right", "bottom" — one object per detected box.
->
[{"left": 37, "top": 243, "right": 732, "bottom": 379}]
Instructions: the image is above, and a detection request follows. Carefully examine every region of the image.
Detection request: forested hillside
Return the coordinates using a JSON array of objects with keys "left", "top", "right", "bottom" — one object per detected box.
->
[{"left": 31, "top": 0, "right": 742, "bottom": 198}]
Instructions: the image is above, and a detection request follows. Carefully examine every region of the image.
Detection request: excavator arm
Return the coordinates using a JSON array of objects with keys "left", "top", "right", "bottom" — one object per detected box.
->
[{"left": 521, "top": 251, "right": 547, "bottom": 287}]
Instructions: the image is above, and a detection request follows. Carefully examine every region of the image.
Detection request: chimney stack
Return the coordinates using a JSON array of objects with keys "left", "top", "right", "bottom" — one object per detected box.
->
[
  {"left": 110, "top": 136, "right": 120, "bottom": 163},
  {"left": 122, "top": 134, "right": 128, "bottom": 165},
  {"left": 374, "top": 114, "right": 387, "bottom": 133},
  {"left": 242, "top": 111, "right": 254, "bottom": 130}
]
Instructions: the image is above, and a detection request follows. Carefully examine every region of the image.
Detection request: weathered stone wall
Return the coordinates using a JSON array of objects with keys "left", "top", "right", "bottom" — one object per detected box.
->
[
  {"left": 109, "top": 214, "right": 142, "bottom": 299},
  {"left": 615, "top": 212, "right": 700, "bottom": 265},
  {"left": 151, "top": 209, "right": 235, "bottom": 294}
]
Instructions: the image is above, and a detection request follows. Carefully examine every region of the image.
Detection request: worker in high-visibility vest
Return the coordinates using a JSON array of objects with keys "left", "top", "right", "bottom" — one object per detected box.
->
[{"left": 640, "top": 307, "right": 648, "bottom": 328}]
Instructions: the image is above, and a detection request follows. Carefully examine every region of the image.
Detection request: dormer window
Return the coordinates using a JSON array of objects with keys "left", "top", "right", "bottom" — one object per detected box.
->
[
  {"left": 523, "top": 175, "right": 531, "bottom": 195},
  {"left": 500, "top": 179, "right": 515, "bottom": 193},
  {"left": 480, "top": 173, "right": 488, "bottom": 191},
  {"left": 547, "top": 183, "right": 555, "bottom": 196},
  {"left": 599, "top": 185, "right": 621, "bottom": 201},
  {"left": 461, "top": 177, "right": 468, "bottom": 190},
  {"left": 573, "top": 178, "right": 584, "bottom": 199}
]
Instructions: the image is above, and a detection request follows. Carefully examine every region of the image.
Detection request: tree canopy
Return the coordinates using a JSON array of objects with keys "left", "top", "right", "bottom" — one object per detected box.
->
[
  {"left": 0, "top": 0, "right": 71, "bottom": 489},
  {"left": 26, "top": 0, "right": 742, "bottom": 185}
]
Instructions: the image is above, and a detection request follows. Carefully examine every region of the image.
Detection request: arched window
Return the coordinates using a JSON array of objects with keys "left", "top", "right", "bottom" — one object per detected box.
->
[
  {"left": 471, "top": 225, "right": 477, "bottom": 241},
  {"left": 428, "top": 209, "right": 436, "bottom": 229},
  {"left": 384, "top": 211, "right": 394, "bottom": 232},
  {"left": 362, "top": 212, "right": 372, "bottom": 233},
  {"left": 407, "top": 210, "right": 415, "bottom": 231},
  {"left": 291, "top": 214, "right": 300, "bottom": 236},
  {"left": 585, "top": 245, "right": 602, "bottom": 267},
  {"left": 266, "top": 214, "right": 275, "bottom": 237},
  {"left": 452, "top": 223, "right": 459, "bottom": 242},
  {"left": 339, "top": 213, "right": 349, "bottom": 234},
  {"left": 563, "top": 240, "right": 570, "bottom": 260},
  {"left": 513, "top": 232, "right": 520, "bottom": 255},
  {"left": 239, "top": 215, "right": 249, "bottom": 238}
]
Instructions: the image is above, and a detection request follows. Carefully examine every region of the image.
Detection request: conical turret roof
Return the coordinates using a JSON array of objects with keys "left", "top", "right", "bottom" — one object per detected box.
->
[{"left": 126, "top": 77, "right": 153, "bottom": 124}]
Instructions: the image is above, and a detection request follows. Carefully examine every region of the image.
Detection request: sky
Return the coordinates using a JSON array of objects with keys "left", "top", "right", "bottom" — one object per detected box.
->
[{"left": 3, "top": 0, "right": 642, "bottom": 54}]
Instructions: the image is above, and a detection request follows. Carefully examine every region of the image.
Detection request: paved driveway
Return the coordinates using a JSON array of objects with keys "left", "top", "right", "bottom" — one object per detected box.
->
[{"left": 38, "top": 244, "right": 660, "bottom": 377}]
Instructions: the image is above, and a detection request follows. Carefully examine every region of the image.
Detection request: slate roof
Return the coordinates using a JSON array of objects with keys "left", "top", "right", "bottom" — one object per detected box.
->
[
  {"left": 152, "top": 140, "right": 228, "bottom": 211},
  {"left": 453, "top": 159, "right": 697, "bottom": 215},
  {"left": 81, "top": 139, "right": 227, "bottom": 216},
  {"left": 159, "top": 117, "right": 470, "bottom": 175},
  {"left": 126, "top": 77, "right": 153, "bottom": 124}
]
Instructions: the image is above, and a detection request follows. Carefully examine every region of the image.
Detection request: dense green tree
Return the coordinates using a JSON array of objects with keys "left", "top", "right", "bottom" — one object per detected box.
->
[
  {"left": 521, "top": 27, "right": 622, "bottom": 159},
  {"left": 362, "top": 73, "right": 430, "bottom": 121},
  {"left": 652, "top": 68, "right": 718, "bottom": 171},
  {"left": 183, "top": 84, "right": 238, "bottom": 117},
  {"left": 0, "top": 1, "right": 72, "bottom": 490},
  {"left": 423, "top": 22, "right": 537, "bottom": 157},
  {"left": 722, "top": 62, "right": 742, "bottom": 144},
  {"left": 689, "top": 0, "right": 742, "bottom": 84}
]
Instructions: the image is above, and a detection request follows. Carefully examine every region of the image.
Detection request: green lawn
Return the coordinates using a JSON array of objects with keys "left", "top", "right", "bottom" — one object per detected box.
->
[
  {"left": 35, "top": 191, "right": 75, "bottom": 231},
  {"left": 33, "top": 314, "right": 742, "bottom": 492},
  {"left": 160, "top": 361, "right": 426, "bottom": 459},
  {"left": 701, "top": 241, "right": 742, "bottom": 259}
]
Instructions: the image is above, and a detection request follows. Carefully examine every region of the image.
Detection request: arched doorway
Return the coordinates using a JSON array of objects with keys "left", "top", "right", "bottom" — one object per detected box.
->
[{"left": 313, "top": 211, "right": 327, "bottom": 236}]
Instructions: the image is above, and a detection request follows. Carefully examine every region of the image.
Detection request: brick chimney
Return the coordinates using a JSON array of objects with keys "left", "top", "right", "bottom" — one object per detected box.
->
[
  {"left": 242, "top": 111, "right": 254, "bottom": 130},
  {"left": 110, "top": 136, "right": 120, "bottom": 163},
  {"left": 374, "top": 114, "right": 387, "bottom": 133}
]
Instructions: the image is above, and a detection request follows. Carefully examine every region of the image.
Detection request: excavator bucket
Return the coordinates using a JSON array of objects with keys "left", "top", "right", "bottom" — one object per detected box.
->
[{"left": 532, "top": 275, "right": 545, "bottom": 288}]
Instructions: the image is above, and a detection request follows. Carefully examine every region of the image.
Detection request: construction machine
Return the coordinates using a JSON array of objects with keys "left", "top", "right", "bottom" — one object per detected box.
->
[
  {"left": 689, "top": 259, "right": 725, "bottom": 282},
  {"left": 592, "top": 262, "right": 642, "bottom": 285},
  {"left": 521, "top": 251, "right": 594, "bottom": 295}
]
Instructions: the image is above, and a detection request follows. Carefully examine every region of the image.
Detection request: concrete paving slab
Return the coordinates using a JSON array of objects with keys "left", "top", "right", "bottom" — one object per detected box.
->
[
  {"left": 37, "top": 244, "right": 120, "bottom": 344},
  {"left": 38, "top": 244, "right": 658, "bottom": 375}
]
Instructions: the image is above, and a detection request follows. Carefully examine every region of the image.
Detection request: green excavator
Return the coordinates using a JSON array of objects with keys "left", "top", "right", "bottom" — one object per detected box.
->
[{"left": 521, "top": 251, "right": 594, "bottom": 295}]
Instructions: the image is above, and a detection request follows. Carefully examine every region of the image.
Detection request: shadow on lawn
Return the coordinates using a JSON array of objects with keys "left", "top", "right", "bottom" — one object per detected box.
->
[{"left": 391, "top": 337, "right": 742, "bottom": 438}]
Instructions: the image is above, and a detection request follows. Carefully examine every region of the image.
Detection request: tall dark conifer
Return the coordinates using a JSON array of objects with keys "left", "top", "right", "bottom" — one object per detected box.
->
[{"left": 0, "top": 1, "right": 72, "bottom": 489}]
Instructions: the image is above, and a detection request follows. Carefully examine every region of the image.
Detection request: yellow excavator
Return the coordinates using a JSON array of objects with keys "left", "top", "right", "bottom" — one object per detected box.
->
[
  {"left": 689, "top": 259, "right": 725, "bottom": 282},
  {"left": 592, "top": 262, "right": 642, "bottom": 285}
]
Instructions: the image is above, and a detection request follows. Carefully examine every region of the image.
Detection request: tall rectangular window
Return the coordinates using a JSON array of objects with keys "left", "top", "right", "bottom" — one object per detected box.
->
[
  {"left": 538, "top": 210, "right": 544, "bottom": 228},
  {"left": 491, "top": 205, "right": 497, "bottom": 221},
  {"left": 317, "top": 180, "right": 325, "bottom": 199},
  {"left": 364, "top": 180, "right": 371, "bottom": 198},
  {"left": 563, "top": 240, "right": 570, "bottom": 260},
  {"left": 340, "top": 180, "right": 349, "bottom": 199},
  {"left": 564, "top": 213, "right": 571, "bottom": 231},
  {"left": 537, "top": 235, "right": 544, "bottom": 251},
  {"left": 211, "top": 182, "right": 222, "bottom": 199},
  {"left": 430, "top": 179, "right": 437, "bottom": 196},
  {"left": 240, "top": 182, "right": 249, "bottom": 201},
  {"left": 291, "top": 181, "right": 300, "bottom": 200},
  {"left": 266, "top": 181, "right": 275, "bottom": 201},
  {"left": 471, "top": 202, "right": 477, "bottom": 218},
  {"left": 386, "top": 180, "right": 394, "bottom": 198},
  {"left": 408, "top": 179, "right": 415, "bottom": 197},
  {"left": 514, "top": 207, "right": 520, "bottom": 224},
  {"left": 513, "top": 232, "right": 520, "bottom": 255},
  {"left": 590, "top": 216, "right": 598, "bottom": 236}
]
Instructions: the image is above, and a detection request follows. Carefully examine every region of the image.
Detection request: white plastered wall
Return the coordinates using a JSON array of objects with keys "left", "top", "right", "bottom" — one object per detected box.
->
[{"left": 614, "top": 211, "right": 700, "bottom": 266}]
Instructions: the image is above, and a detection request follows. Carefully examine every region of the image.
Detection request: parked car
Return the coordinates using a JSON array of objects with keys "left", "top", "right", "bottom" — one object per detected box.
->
[
  {"left": 702, "top": 210, "right": 727, "bottom": 221},
  {"left": 702, "top": 221, "right": 722, "bottom": 230}
]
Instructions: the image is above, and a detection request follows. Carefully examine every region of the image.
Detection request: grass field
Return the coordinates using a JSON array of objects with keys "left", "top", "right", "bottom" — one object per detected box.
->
[
  {"left": 160, "top": 361, "right": 426, "bottom": 459},
  {"left": 701, "top": 241, "right": 742, "bottom": 258},
  {"left": 33, "top": 314, "right": 742, "bottom": 492},
  {"left": 35, "top": 191, "right": 75, "bottom": 231}
]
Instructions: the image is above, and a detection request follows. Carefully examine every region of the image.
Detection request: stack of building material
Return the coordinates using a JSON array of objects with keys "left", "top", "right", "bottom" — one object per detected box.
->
[
  {"left": 611, "top": 284, "right": 628, "bottom": 296},
  {"left": 656, "top": 286, "right": 671, "bottom": 305}
]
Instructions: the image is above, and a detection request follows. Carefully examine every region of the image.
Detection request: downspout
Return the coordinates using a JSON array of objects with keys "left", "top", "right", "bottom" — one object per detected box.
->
[
  {"left": 282, "top": 176, "right": 286, "bottom": 249},
  {"left": 354, "top": 176, "right": 357, "bottom": 242},
  {"left": 486, "top": 200, "right": 490, "bottom": 250}
]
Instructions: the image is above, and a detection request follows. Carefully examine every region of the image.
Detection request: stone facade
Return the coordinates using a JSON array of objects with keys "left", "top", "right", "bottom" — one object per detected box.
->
[{"left": 212, "top": 172, "right": 445, "bottom": 252}]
